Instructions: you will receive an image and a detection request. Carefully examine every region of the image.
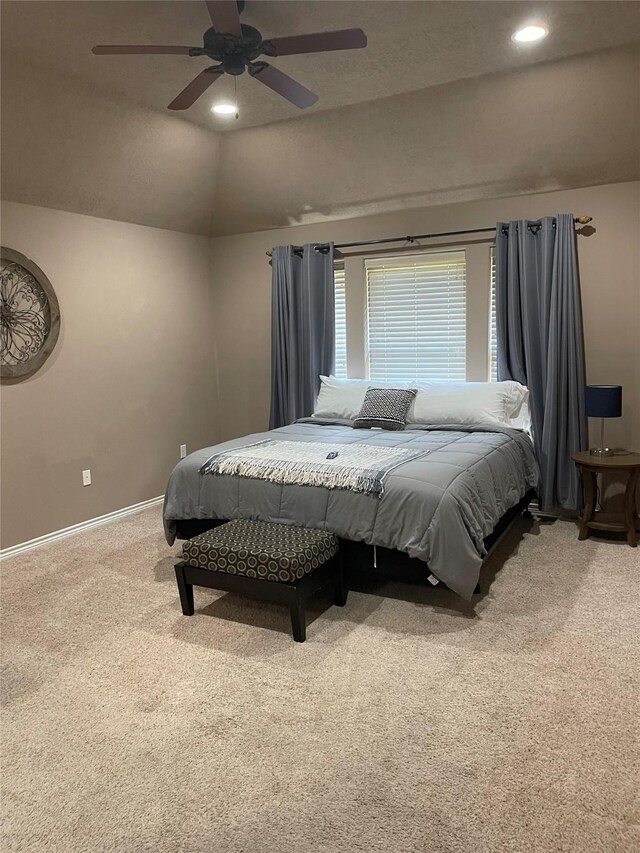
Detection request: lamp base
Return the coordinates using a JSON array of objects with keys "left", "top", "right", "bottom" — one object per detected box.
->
[{"left": 589, "top": 447, "right": 614, "bottom": 458}]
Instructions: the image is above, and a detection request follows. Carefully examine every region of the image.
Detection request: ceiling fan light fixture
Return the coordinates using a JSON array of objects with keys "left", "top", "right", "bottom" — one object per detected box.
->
[
  {"left": 212, "top": 102, "right": 237, "bottom": 115},
  {"left": 511, "top": 23, "right": 549, "bottom": 44},
  {"left": 92, "top": 1, "right": 368, "bottom": 111}
]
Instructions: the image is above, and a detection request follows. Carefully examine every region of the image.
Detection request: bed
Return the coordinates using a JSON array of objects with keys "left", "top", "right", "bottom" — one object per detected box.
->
[{"left": 163, "top": 417, "right": 538, "bottom": 600}]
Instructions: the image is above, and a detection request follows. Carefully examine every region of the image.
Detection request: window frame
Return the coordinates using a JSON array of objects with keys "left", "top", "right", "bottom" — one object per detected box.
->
[{"left": 338, "top": 242, "right": 494, "bottom": 382}]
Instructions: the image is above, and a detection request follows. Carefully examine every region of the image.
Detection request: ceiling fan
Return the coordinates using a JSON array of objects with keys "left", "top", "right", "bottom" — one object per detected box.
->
[{"left": 92, "top": 0, "right": 367, "bottom": 111}]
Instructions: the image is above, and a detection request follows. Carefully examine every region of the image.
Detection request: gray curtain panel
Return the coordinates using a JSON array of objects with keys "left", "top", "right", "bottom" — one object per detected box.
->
[
  {"left": 496, "top": 214, "right": 587, "bottom": 511},
  {"left": 269, "top": 243, "right": 335, "bottom": 429}
]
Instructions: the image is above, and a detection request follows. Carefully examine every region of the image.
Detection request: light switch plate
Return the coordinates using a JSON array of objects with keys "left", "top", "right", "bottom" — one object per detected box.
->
[
  {"left": 180, "top": 444, "right": 187, "bottom": 459},
  {"left": 82, "top": 469, "right": 91, "bottom": 486}
]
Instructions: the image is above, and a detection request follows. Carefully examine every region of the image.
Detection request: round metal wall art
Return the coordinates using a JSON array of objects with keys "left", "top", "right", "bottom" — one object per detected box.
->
[{"left": 0, "top": 247, "right": 60, "bottom": 380}]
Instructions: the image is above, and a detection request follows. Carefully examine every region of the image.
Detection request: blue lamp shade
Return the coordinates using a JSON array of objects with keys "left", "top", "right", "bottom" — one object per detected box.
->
[{"left": 585, "top": 385, "right": 622, "bottom": 418}]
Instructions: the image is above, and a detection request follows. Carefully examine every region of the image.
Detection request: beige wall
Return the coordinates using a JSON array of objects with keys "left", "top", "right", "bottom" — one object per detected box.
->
[
  {"left": 2, "top": 183, "right": 638, "bottom": 548},
  {"left": 0, "top": 202, "right": 217, "bottom": 549},
  {"left": 210, "top": 182, "right": 640, "bottom": 455}
]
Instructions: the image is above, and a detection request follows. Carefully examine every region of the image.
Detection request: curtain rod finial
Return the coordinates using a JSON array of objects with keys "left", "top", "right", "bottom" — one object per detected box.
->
[{"left": 576, "top": 216, "right": 592, "bottom": 225}]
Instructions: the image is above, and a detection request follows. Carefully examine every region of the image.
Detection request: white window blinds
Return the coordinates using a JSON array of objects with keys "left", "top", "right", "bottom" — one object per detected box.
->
[
  {"left": 489, "top": 248, "right": 497, "bottom": 381},
  {"left": 334, "top": 266, "right": 347, "bottom": 378},
  {"left": 366, "top": 252, "right": 466, "bottom": 382}
]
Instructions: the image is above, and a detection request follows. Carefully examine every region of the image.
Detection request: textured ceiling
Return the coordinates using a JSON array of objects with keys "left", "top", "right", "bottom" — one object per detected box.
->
[
  {"left": 212, "top": 46, "right": 640, "bottom": 235},
  {"left": 1, "top": 2, "right": 639, "bottom": 236},
  {"left": 0, "top": 58, "right": 221, "bottom": 235},
  {"left": 2, "top": 0, "right": 640, "bottom": 132}
]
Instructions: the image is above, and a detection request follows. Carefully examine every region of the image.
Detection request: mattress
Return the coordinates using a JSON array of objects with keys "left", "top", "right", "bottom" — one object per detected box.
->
[{"left": 163, "top": 419, "right": 539, "bottom": 599}]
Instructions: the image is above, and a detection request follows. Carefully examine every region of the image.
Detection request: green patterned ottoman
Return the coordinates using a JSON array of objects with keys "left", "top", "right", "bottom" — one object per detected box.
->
[{"left": 175, "top": 519, "right": 347, "bottom": 642}]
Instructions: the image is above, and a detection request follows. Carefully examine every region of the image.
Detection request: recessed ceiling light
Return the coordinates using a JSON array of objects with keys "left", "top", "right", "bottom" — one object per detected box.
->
[
  {"left": 512, "top": 24, "right": 549, "bottom": 43},
  {"left": 212, "top": 103, "right": 237, "bottom": 115}
]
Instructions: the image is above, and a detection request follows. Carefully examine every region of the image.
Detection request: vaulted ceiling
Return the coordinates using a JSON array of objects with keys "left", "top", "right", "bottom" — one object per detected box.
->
[{"left": 2, "top": 1, "right": 639, "bottom": 235}]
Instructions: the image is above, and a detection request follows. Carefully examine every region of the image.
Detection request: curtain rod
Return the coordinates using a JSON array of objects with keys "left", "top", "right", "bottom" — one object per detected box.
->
[{"left": 265, "top": 216, "right": 592, "bottom": 259}]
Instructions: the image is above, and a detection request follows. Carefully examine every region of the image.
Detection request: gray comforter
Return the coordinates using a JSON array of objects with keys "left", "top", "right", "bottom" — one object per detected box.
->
[{"left": 164, "top": 419, "right": 538, "bottom": 599}]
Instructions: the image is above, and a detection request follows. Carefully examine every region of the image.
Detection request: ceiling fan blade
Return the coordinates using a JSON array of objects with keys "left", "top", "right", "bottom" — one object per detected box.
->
[
  {"left": 168, "top": 69, "right": 223, "bottom": 110},
  {"left": 265, "top": 28, "right": 367, "bottom": 57},
  {"left": 249, "top": 63, "right": 318, "bottom": 109},
  {"left": 92, "top": 45, "right": 194, "bottom": 55},
  {"left": 204, "top": 1, "right": 242, "bottom": 36}
]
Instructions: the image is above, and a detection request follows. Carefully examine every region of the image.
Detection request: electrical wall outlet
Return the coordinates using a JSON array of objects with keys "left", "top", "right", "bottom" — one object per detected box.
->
[
  {"left": 180, "top": 444, "right": 187, "bottom": 459},
  {"left": 82, "top": 469, "right": 92, "bottom": 486}
]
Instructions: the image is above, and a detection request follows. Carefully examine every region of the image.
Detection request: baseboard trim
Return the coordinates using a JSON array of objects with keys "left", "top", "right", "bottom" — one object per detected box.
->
[{"left": 0, "top": 495, "right": 164, "bottom": 560}]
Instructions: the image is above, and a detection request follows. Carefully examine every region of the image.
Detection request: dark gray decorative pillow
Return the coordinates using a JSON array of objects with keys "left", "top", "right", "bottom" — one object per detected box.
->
[{"left": 354, "top": 387, "right": 417, "bottom": 431}]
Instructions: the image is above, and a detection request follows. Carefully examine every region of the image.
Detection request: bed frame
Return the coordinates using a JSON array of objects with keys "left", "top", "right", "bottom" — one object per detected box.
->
[{"left": 172, "top": 489, "right": 535, "bottom": 594}]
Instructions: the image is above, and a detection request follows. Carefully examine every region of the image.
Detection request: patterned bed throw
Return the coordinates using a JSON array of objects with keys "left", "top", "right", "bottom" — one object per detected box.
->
[{"left": 200, "top": 439, "right": 426, "bottom": 497}]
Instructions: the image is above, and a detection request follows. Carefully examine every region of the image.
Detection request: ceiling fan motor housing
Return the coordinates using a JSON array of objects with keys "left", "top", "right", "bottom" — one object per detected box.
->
[{"left": 201, "top": 24, "right": 265, "bottom": 75}]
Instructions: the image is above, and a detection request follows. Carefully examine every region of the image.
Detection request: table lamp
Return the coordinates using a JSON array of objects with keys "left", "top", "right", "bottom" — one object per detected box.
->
[{"left": 585, "top": 385, "right": 622, "bottom": 457}]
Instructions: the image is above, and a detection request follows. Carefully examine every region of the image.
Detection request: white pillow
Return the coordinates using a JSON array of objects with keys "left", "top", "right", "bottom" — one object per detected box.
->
[
  {"left": 314, "top": 375, "right": 423, "bottom": 420},
  {"left": 407, "top": 381, "right": 530, "bottom": 429},
  {"left": 314, "top": 376, "right": 531, "bottom": 430},
  {"left": 313, "top": 376, "right": 369, "bottom": 420},
  {"left": 504, "top": 383, "right": 532, "bottom": 431}
]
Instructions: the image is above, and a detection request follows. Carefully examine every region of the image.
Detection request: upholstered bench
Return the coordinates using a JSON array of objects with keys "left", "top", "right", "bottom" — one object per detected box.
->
[{"left": 174, "top": 519, "right": 347, "bottom": 642}]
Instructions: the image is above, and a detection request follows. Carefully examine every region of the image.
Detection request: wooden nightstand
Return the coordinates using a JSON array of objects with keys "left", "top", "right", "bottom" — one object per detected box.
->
[{"left": 572, "top": 451, "right": 640, "bottom": 547}]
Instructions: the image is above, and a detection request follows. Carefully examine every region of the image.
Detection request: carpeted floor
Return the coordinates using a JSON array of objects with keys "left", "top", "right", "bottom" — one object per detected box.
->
[{"left": 1, "top": 507, "right": 638, "bottom": 853}]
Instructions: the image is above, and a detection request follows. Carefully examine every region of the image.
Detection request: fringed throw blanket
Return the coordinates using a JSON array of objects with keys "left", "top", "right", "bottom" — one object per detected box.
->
[{"left": 200, "top": 440, "right": 427, "bottom": 498}]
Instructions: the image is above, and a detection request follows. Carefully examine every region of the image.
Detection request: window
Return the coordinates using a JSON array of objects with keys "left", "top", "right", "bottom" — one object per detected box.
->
[
  {"left": 366, "top": 252, "right": 466, "bottom": 382},
  {"left": 489, "top": 248, "right": 497, "bottom": 381},
  {"left": 333, "top": 265, "right": 347, "bottom": 378}
]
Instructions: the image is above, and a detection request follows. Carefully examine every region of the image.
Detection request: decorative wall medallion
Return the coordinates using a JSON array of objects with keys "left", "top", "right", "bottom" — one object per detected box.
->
[{"left": 1, "top": 247, "right": 60, "bottom": 380}]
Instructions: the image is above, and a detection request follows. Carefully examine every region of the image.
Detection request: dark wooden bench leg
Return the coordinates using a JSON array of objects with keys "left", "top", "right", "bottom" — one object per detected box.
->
[
  {"left": 175, "top": 564, "right": 195, "bottom": 616},
  {"left": 289, "top": 599, "right": 306, "bottom": 643},
  {"left": 334, "top": 557, "right": 348, "bottom": 607}
]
